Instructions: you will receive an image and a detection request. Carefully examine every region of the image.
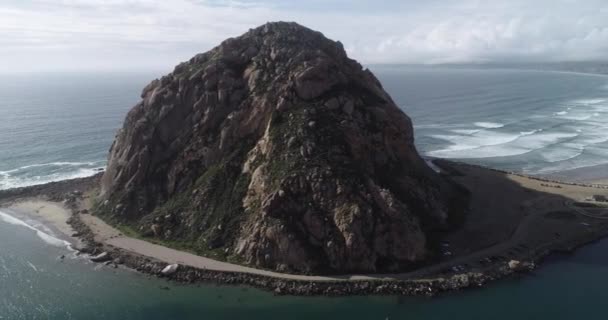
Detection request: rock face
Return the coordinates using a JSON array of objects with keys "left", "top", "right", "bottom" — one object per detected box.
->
[{"left": 99, "top": 22, "right": 463, "bottom": 274}]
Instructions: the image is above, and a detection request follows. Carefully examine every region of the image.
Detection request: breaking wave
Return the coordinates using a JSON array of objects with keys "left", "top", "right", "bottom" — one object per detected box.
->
[
  {"left": 0, "top": 210, "right": 73, "bottom": 249},
  {"left": 0, "top": 161, "right": 105, "bottom": 190},
  {"left": 571, "top": 98, "right": 608, "bottom": 105},
  {"left": 450, "top": 129, "right": 481, "bottom": 135},
  {"left": 474, "top": 122, "right": 505, "bottom": 129},
  {"left": 428, "top": 128, "right": 580, "bottom": 159}
]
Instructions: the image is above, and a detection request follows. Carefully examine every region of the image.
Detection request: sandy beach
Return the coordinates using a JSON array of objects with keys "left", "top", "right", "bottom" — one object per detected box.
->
[
  {"left": 7, "top": 200, "right": 75, "bottom": 237},
  {"left": 0, "top": 199, "right": 84, "bottom": 252}
]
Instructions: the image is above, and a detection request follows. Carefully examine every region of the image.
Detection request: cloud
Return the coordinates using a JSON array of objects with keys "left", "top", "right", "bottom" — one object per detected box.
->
[{"left": 1, "top": 0, "right": 607, "bottom": 72}]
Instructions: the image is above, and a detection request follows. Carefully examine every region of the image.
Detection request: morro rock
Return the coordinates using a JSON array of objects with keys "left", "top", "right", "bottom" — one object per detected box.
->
[{"left": 99, "top": 22, "right": 462, "bottom": 274}]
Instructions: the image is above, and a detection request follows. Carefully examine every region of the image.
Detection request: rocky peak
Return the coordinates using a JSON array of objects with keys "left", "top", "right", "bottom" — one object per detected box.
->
[{"left": 98, "top": 22, "right": 463, "bottom": 274}]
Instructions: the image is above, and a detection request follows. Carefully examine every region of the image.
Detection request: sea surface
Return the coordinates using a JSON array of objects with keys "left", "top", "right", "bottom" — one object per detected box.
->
[
  {"left": 379, "top": 66, "right": 608, "bottom": 175},
  {"left": 2, "top": 67, "right": 608, "bottom": 319},
  {"left": 2, "top": 67, "right": 608, "bottom": 190}
]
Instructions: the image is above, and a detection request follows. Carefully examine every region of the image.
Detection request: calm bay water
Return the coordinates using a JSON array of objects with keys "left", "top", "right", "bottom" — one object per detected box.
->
[
  {"left": 2, "top": 215, "right": 608, "bottom": 320},
  {"left": 1, "top": 67, "right": 608, "bottom": 319}
]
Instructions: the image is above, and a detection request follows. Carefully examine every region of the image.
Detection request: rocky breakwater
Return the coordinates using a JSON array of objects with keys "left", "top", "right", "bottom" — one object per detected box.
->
[{"left": 97, "top": 21, "right": 466, "bottom": 275}]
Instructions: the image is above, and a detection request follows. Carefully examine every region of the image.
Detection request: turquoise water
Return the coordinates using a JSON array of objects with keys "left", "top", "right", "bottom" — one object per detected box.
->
[
  {"left": 2, "top": 67, "right": 608, "bottom": 318},
  {"left": 2, "top": 214, "right": 608, "bottom": 319}
]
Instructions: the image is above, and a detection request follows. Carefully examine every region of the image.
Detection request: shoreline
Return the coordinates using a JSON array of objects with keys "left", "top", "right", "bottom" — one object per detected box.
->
[
  {"left": 66, "top": 211, "right": 608, "bottom": 297},
  {"left": 2, "top": 164, "right": 608, "bottom": 296},
  {"left": 4, "top": 201, "right": 77, "bottom": 241}
]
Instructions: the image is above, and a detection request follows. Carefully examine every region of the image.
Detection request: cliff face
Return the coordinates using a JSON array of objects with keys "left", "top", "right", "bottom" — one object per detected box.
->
[{"left": 99, "top": 22, "right": 460, "bottom": 274}]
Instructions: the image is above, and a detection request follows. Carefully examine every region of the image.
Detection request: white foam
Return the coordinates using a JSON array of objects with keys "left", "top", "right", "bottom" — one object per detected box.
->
[
  {"left": 427, "top": 131, "right": 579, "bottom": 159},
  {"left": 26, "top": 261, "right": 39, "bottom": 272},
  {"left": 555, "top": 111, "right": 568, "bottom": 116},
  {"left": 413, "top": 124, "right": 459, "bottom": 129},
  {"left": 424, "top": 159, "right": 441, "bottom": 173},
  {"left": 0, "top": 167, "right": 104, "bottom": 191},
  {"left": 516, "top": 132, "right": 580, "bottom": 149},
  {"left": 572, "top": 98, "right": 607, "bottom": 105},
  {"left": 520, "top": 129, "right": 542, "bottom": 136},
  {"left": 536, "top": 156, "right": 608, "bottom": 174},
  {"left": 450, "top": 129, "right": 481, "bottom": 135},
  {"left": 0, "top": 210, "right": 73, "bottom": 250},
  {"left": 428, "top": 143, "right": 528, "bottom": 159},
  {"left": 579, "top": 132, "right": 608, "bottom": 145},
  {"left": 0, "top": 161, "right": 104, "bottom": 175},
  {"left": 431, "top": 131, "right": 522, "bottom": 150},
  {"left": 561, "top": 114, "right": 594, "bottom": 121},
  {"left": 539, "top": 143, "right": 584, "bottom": 163},
  {"left": 474, "top": 122, "right": 504, "bottom": 129}
]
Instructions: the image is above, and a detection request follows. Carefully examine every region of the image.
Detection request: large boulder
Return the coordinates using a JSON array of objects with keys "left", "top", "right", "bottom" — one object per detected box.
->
[{"left": 99, "top": 22, "right": 463, "bottom": 274}]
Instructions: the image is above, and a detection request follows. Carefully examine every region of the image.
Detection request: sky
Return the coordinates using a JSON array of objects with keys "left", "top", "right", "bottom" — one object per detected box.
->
[{"left": 2, "top": 0, "right": 608, "bottom": 73}]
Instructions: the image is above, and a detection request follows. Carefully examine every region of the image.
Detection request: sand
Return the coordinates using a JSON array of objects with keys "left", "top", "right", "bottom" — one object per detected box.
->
[{"left": 6, "top": 200, "right": 76, "bottom": 240}]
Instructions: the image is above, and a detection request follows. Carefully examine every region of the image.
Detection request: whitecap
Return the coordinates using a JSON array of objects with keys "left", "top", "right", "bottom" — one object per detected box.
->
[
  {"left": 0, "top": 167, "right": 105, "bottom": 191},
  {"left": 26, "top": 261, "right": 39, "bottom": 272},
  {"left": 431, "top": 131, "right": 522, "bottom": 149},
  {"left": 580, "top": 134, "right": 608, "bottom": 145},
  {"left": 427, "top": 131, "right": 579, "bottom": 159},
  {"left": 0, "top": 161, "right": 105, "bottom": 175},
  {"left": 424, "top": 159, "right": 441, "bottom": 173},
  {"left": 572, "top": 98, "right": 607, "bottom": 105},
  {"left": 536, "top": 156, "right": 608, "bottom": 174},
  {"left": 539, "top": 143, "right": 584, "bottom": 163},
  {"left": 413, "top": 124, "right": 459, "bottom": 129},
  {"left": 517, "top": 132, "right": 580, "bottom": 149},
  {"left": 474, "top": 122, "right": 504, "bottom": 129},
  {"left": 562, "top": 114, "right": 594, "bottom": 121},
  {"left": 427, "top": 143, "right": 529, "bottom": 159},
  {"left": 450, "top": 129, "right": 481, "bottom": 135},
  {"left": 520, "top": 129, "right": 542, "bottom": 136},
  {"left": 554, "top": 111, "right": 568, "bottom": 116},
  {"left": 0, "top": 210, "right": 73, "bottom": 250},
  {"left": 428, "top": 131, "right": 525, "bottom": 158}
]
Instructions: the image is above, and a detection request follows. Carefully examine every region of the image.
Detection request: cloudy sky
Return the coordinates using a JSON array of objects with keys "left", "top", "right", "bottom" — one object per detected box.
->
[{"left": 2, "top": 0, "right": 608, "bottom": 73}]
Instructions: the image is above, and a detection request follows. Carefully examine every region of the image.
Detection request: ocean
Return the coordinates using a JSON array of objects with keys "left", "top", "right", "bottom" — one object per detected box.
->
[
  {"left": 2, "top": 67, "right": 608, "bottom": 190},
  {"left": 379, "top": 66, "right": 608, "bottom": 175},
  {"left": 1, "top": 67, "right": 608, "bottom": 319}
]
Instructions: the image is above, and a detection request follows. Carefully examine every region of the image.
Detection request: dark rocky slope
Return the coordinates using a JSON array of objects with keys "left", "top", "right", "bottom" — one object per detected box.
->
[{"left": 98, "top": 22, "right": 464, "bottom": 274}]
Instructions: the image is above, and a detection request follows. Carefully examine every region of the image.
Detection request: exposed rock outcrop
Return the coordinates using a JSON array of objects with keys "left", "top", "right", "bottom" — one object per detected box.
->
[
  {"left": 161, "top": 264, "right": 179, "bottom": 276},
  {"left": 90, "top": 252, "right": 111, "bottom": 263},
  {"left": 98, "top": 22, "right": 463, "bottom": 274}
]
